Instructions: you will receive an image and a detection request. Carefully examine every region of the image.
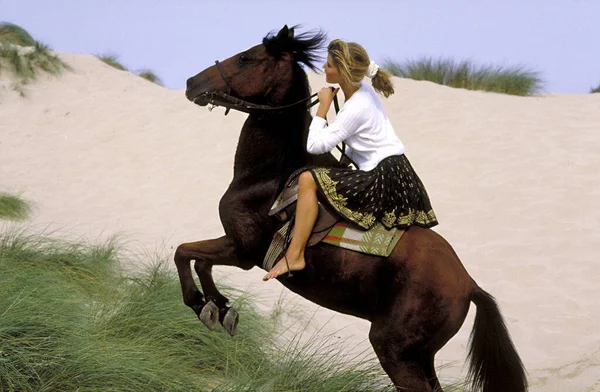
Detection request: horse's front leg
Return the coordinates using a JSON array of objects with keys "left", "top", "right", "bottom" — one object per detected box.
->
[{"left": 174, "top": 235, "right": 253, "bottom": 335}]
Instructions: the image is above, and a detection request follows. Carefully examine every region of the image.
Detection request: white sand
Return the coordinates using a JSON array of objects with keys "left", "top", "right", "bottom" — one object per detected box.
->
[{"left": 1, "top": 52, "right": 599, "bottom": 391}]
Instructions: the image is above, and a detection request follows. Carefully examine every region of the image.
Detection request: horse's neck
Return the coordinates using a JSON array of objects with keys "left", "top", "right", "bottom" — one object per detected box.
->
[{"left": 230, "top": 112, "right": 307, "bottom": 197}]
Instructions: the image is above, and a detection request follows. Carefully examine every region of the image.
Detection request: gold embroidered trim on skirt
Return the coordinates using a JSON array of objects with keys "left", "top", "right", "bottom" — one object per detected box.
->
[
  {"left": 310, "top": 156, "right": 438, "bottom": 230},
  {"left": 313, "top": 168, "right": 376, "bottom": 229}
]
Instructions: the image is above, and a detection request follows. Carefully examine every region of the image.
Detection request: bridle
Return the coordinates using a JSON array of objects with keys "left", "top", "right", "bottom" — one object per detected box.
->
[
  {"left": 211, "top": 60, "right": 320, "bottom": 115},
  {"left": 211, "top": 59, "right": 356, "bottom": 168}
]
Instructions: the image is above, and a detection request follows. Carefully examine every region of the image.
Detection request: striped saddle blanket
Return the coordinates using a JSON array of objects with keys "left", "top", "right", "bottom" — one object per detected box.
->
[{"left": 263, "top": 220, "right": 405, "bottom": 271}]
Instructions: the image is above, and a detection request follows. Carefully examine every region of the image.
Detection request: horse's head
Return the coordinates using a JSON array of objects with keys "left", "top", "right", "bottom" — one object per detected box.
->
[{"left": 185, "top": 25, "right": 326, "bottom": 112}]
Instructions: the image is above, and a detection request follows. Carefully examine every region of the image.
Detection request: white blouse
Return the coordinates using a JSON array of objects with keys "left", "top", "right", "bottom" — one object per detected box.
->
[{"left": 307, "top": 81, "right": 405, "bottom": 171}]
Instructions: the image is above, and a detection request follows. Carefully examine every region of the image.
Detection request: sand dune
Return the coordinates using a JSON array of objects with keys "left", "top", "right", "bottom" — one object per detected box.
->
[{"left": 1, "top": 52, "right": 599, "bottom": 391}]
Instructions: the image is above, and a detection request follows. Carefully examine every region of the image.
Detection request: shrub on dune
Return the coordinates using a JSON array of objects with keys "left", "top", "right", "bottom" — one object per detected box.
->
[
  {"left": 0, "top": 22, "right": 35, "bottom": 47},
  {"left": 591, "top": 84, "right": 600, "bottom": 93},
  {"left": 136, "top": 68, "right": 163, "bottom": 85},
  {"left": 383, "top": 57, "right": 544, "bottom": 96},
  {"left": 0, "top": 193, "right": 31, "bottom": 220},
  {"left": 97, "top": 53, "right": 127, "bottom": 71},
  {"left": 1, "top": 230, "right": 423, "bottom": 391},
  {"left": 0, "top": 22, "right": 69, "bottom": 95},
  {"left": 97, "top": 53, "right": 163, "bottom": 86}
]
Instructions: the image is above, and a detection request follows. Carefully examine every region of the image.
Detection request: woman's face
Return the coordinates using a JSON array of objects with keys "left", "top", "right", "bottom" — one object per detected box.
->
[{"left": 324, "top": 54, "right": 341, "bottom": 84}]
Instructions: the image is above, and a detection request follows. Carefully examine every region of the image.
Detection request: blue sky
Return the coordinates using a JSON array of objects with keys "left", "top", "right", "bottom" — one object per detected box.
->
[{"left": 1, "top": 0, "right": 598, "bottom": 93}]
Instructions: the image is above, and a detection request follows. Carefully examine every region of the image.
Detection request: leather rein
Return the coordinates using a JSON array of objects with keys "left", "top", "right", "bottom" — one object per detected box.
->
[
  {"left": 211, "top": 60, "right": 357, "bottom": 168},
  {"left": 210, "top": 60, "right": 320, "bottom": 115}
]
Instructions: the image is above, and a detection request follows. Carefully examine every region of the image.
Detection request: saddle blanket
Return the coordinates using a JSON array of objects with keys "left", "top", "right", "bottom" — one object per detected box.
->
[
  {"left": 322, "top": 222, "right": 404, "bottom": 256},
  {"left": 262, "top": 220, "right": 405, "bottom": 271}
]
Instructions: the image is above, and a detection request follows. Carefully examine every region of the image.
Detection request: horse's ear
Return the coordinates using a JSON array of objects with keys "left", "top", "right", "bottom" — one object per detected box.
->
[
  {"left": 276, "top": 25, "right": 289, "bottom": 39},
  {"left": 288, "top": 27, "right": 295, "bottom": 39}
]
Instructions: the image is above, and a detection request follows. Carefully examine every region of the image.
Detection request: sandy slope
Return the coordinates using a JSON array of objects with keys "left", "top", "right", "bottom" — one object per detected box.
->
[{"left": 1, "top": 52, "right": 599, "bottom": 391}]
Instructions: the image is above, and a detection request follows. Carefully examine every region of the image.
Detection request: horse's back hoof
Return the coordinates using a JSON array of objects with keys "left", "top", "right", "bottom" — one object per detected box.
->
[
  {"left": 199, "top": 301, "right": 219, "bottom": 330},
  {"left": 223, "top": 308, "right": 239, "bottom": 336}
]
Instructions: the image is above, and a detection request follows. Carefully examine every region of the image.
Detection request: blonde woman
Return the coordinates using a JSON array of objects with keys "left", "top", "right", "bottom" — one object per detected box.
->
[{"left": 264, "top": 39, "right": 438, "bottom": 281}]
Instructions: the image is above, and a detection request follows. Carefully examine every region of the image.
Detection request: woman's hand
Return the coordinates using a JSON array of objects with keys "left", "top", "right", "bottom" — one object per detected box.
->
[
  {"left": 317, "top": 87, "right": 339, "bottom": 106},
  {"left": 316, "top": 87, "right": 339, "bottom": 119}
]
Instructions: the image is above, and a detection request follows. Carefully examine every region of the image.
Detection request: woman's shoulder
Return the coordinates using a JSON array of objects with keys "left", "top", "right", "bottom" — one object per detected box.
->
[{"left": 343, "top": 83, "right": 372, "bottom": 107}]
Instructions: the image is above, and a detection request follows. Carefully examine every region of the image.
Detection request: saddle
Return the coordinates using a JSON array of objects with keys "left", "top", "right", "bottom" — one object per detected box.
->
[
  {"left": 268, "top": 175, "right": 339, "bottom": 247},
  {"left": 263, "top": 173, "right": 406, "bottom": 271}
]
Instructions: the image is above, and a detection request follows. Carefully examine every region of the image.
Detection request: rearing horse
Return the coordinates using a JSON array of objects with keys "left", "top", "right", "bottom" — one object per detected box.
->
[{"left": 176, "top": 25, "right": 527, "bottom": 392}]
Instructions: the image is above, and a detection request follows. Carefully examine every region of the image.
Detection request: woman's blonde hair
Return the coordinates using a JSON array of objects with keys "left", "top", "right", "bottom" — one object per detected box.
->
[{"left": 327, "top": 39, "right": 394, "bottom": 98}]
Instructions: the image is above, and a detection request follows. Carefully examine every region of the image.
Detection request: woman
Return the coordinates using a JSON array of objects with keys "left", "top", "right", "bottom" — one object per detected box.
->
[{"left": 263, "top": 39, "right": 438, "bottom": 281}]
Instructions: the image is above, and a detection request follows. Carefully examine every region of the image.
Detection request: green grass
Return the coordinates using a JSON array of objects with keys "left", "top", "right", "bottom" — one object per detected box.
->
[
  {"left": 3, "top": 229, "right": 445, "bottom": 391},
  {"left": 97, "top": 53, "right": 127, "bottom": 71},
  {"left": 136, "top": 68, "right": 163, "bottom": 85},
  {"left": 383, "top": 57, "right": 544, "bottom": 96},
  {"left": 97, "top": 53, "right": 163, "bottom": 85},
  {"left": 0, "top": 22, "right": 35, "bottom": 47},
  {"left": 591, "top": 84, "right": 600, "bottom": 93},
  {"left": 0, "top": 22, "right": 69, "bottom": 95},
  {"left": 0, "top": 193, "right": 32, "bottom": 220}
]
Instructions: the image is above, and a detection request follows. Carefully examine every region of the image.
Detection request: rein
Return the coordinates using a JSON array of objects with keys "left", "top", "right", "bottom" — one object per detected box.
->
[
  {"left": 213, "top": 60, "right": 320, "bottom": 115},
  {"left": 212, "top": 60, "right": 357, "bottom": 168}
]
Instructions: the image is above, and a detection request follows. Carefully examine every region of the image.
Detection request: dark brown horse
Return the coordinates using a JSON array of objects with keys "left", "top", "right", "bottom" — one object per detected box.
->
[{"left": 176, "top": 26, "right": 527, "bottom": 392}]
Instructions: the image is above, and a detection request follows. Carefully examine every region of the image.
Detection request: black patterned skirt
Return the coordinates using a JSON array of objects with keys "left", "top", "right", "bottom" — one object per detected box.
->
[{"left": 309, "top": 154, "right": 438, "bottom": 230}]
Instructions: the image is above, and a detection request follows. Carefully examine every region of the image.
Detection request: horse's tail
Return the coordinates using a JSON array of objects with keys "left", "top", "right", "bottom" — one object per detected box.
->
[{"left": 467, "top": 287, "right": 528, "bottom": 392}]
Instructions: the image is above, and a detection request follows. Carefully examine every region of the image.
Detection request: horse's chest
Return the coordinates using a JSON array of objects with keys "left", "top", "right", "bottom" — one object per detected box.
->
[{"left": 218, "top": 190, "right": 272, "bottom": 256}]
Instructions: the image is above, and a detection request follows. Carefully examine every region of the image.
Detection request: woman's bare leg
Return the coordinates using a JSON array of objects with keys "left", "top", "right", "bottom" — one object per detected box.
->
[{"left": 263, "top": 171, "right": 318, "bottom": 281}]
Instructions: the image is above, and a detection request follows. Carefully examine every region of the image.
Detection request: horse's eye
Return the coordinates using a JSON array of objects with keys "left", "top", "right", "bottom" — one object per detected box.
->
[{"left": 239, "top": 53, "right": 249, "bottom": 64}]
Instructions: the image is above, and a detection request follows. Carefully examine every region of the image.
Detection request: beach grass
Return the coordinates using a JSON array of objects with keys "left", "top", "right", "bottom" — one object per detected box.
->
[
  {"left": 591, "top": 84, "right": 600, "bottom": 93},
  {"left": 0, "top": 22, "right": 69, "bottom": 95},
  {"left": 0, "top": 193, "right": 32, "bottom": 220},
  {"left": 136, "top": 68, "right": 163, "bottom": 85},
  {"left": 97, "top": 53, "right": 127, "bottom": 71},
  {"left": 97, "top": 53, "right": 163, "bottom": 85},
  {"left": 0, "top": 228, "right": 414, "bottom": 391},
  {"left": 383, "top": 57, "right": 543, "bottom": 96},
  {"left": 0, "top": 22, "right": 35, "bottom": 47},
  {"left": 0, "top": 227, "right": 471, "bottom": 391}
]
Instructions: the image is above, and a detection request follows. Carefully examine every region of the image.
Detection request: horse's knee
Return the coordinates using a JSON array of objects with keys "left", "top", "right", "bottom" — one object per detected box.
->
[
  {"left": 298, "top": 171, "right": 316, "bottom": 192},
  {"left": 174, "top": 243, "right": 186, "bottom": 261},
  {"left": 174, "top": 243, "right": 195, "bottom": 265}
]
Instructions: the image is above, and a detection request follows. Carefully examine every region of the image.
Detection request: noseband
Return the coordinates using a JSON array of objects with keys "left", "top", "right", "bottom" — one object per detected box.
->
[{"left": 212, "top": 60, "right": 319, "bottom": 115}]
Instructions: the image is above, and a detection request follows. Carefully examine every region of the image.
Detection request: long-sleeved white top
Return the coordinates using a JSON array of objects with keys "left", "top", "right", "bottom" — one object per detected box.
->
[{"left": 307, "top": 81, "right": 405, "bottom": 172}]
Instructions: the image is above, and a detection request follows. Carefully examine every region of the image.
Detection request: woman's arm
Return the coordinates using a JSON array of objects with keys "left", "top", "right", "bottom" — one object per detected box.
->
[{"left": 307, "top": 100, "right": 363, "bottom": 154}]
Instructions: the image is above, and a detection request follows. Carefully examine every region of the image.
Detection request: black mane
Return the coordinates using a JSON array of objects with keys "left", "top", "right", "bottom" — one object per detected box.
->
[{"left": 262, "top": 25, "right": 327, "bottom": 71}]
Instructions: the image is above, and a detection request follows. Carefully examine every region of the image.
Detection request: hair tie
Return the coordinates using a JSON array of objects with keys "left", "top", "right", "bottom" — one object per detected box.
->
[{"left": 366, "top": 60, "right": 379, "bottom": 79}]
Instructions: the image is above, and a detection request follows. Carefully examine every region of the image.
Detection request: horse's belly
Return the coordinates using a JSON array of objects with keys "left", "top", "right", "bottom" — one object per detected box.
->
[{"left": 280, "top": 250, "right": 385, "bottom": 321}]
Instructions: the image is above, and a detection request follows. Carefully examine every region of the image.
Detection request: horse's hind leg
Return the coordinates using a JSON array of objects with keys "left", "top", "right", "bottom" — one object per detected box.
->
[
  {"left": 174, "top": 235, "right": 253, "bottom": 334},
  {"left": 369, "top": 320, "right": 437, "bottom": 392}
]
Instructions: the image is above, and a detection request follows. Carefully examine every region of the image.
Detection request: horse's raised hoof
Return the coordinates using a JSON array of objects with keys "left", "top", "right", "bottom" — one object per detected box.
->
[
  {"left": 199, "top": 301, "right": 219, "bottom": 330},
  {"left": 223, "top": 308, "right": 239, "bottom": 336}
]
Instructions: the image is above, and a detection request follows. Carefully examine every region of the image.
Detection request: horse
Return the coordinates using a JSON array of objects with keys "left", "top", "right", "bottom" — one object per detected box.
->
[{"left": 176, "top": 25, "right": 527, "bottom": 392}]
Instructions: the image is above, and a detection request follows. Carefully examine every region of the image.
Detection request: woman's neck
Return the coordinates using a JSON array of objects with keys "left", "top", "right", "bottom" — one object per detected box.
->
[{"left": 340, "top": 81, "right": 360, "bottom": 101}]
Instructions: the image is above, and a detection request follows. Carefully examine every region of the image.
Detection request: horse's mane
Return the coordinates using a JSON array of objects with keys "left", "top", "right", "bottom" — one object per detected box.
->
[{"left": 262, "top": 25, "right": 327, "bottom": 72}]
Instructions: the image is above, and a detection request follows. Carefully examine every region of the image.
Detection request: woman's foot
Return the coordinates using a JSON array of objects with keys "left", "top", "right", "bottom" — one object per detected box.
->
[{"left": 263, "top": 253, "right": 306, "bottom": 281}]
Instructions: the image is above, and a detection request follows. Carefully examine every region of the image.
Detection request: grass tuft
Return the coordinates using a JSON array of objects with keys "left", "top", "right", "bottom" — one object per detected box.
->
[
  {"left": 591, "top": 84, "right": 600, "bottom": 93},
  {"left": 383, "top": 57, "right": 543, "bottom": 96},
  {"left": 0, "top": 23, "right": 70, "bottom": 95},
  {"left": 96, "top": 54, "right": 163, "bottom": 86},
  {"left": 0, "top": 22, "right": 35, "bottom": 47},
  {"left": 2, "top": 229, "right": 436, "bottom": 391},
  {"left": 136, "top": 68, "right": 163, "bottom": 85},
  {"left": 0, "top": 193, "right": 32, "bottom": 220},
  {"left": 97, "top": 53, "right": 127, "bottom": 71}
]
